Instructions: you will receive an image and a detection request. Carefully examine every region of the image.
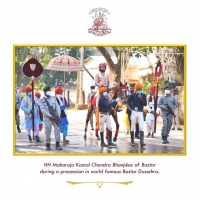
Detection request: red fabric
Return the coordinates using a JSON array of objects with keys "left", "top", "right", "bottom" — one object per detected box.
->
[
  {"left": 55, "top": 86, "right": 63, "bottom": 94},
  {"left": 25, "top": 86, "right": 32, "bottom": 93},
  {"left": 118, "top": 86, "right": 127, "bottom": 91},
  {"left": 39, "top": 124, "right": 43, "bottom": 131},
  {"left": 35, "top": 92, "right": 41, "bottom": 98},
  {"left": 155, "top": 60, "right": 162, "bottom": 77},
  {"left": 98, "top": 62, "right": 107, "bottom": 69},
  {"left": 149, "top": 86, "right": 156, "bottom": 92},
  {"left": 92, "top": 96, "right": 97, "bottom": 106}
]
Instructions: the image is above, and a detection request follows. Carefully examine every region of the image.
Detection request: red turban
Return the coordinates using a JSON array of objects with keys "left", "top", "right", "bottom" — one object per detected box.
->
[
  {"left": 55, "top": 86, "right": 63, "bottom": 94},
  {"left": 149, "top": 86, "right": 156, "bottom": 92},
  {"left": 35, "top": 91, "right": 41, "bottom": 98},
  {"left": 98, "top": 63, "right": 107, "bottom": 69},
  {"left": 118, "top": 86, "right": 127, "bottom": 91},
  {"left": 99, "top": 87, "right": 107, "bottom": 94},
  {"left": 135, "top": 83, "right": 143, "bottom": 91},
  {"left": 25, "top": 86, "right": 32, "bottom": 93}
]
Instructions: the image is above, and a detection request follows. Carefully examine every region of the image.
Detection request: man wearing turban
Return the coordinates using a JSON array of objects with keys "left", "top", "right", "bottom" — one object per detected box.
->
[
  {"left": 94, "top": 63, "right": 111, "bottom": 139},
  {"left": 125, "top": 83, "right": 140, "bottom": 139},
  {"left": 145, "top": 86, "right": 159, "bottom": 138},
  {"left": 127, "top": 82, "right": 147, "bottom": 147},
  {"left": 21, "top": 86, "right": 42, "bottom": 143},
  {"left": 55, "top": 86, "right": 70, "bottom": 143},
  {"left": 98, "top": 87, "right": 120, "bottom": 147}
]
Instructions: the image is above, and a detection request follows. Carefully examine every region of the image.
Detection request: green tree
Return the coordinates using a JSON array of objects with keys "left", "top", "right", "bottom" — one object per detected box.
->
[
  {"left": 15, "top": 46, "right": 95, "bottom": 89},
  {"left": 15, "top": 47, "right": 31, "bottom": 87},
  {"left": 96, "top": 47, "right": 154, "bottom": 82}
]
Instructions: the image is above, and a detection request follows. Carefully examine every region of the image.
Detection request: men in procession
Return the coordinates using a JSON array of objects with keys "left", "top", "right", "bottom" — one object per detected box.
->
[
  {"left": 16, "top": 87, "right": 21, "bottom": 133},
  {"left": 87, "top": 85, "right": 96, "bottom": 130},
  {"left": 98, "top": 87, "right": 120, "bottom": 147},
  {"left": 146, "top": 86, "right": 157, "bottom": 138},
  {"left": 158, "top": 86, "right": 176, "bottom": 144},
  {"left": 39, "top": 86, "right": 62, "bottom": 150},
  {"left": 171, "top": 88, "right": 182, "bottom": 131},
  {"left": 128, "top": 83, "right": 147, "bottom": 147},
  {"left": 21, "top": 86, "right": 42, "bottom": 143},
  {"left": 55, "top": 86, "right": 70, "bottom": 143}
]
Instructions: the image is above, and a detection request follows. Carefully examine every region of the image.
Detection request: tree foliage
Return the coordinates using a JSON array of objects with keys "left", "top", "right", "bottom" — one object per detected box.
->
[
  {"left": 15, "top": 46, "right": 95, "bottom": 89},
  {"left": 96, "top": 47, "right": 155, "bottom": 82}
]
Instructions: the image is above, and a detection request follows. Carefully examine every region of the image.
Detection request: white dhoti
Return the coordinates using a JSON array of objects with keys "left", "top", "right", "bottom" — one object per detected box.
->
[{"left": 146, "top": 113, "right": 155, "bottom": 133}]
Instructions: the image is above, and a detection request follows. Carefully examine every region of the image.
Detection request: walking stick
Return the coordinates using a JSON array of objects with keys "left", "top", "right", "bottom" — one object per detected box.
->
[{"left": 31, "top": 79, "right": 35, "bottom": 139}]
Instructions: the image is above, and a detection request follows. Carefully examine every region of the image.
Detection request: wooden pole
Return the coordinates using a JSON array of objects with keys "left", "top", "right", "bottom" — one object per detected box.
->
[
  {"left": 64, "top": 71, "right": 65, "bottom": 98},
  {"left": 154, "top": 77, "right": 159, "bottom": 133},
  {"left": 75, "top": 71, "right": 80, "bottom": 110},
  {"left": 31, "top": 79, "right": 35, "bottom": 139}
]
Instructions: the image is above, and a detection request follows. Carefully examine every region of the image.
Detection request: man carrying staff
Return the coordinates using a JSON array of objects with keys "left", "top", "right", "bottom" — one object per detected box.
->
[
  {"left": 98, "top": 87, "right": 120, "bottom": 147},
  {"left": 94, "top": 62, "right": 111, "bottom": 140},
  {"left": 21, "top": 86, "right": 42, "bottom": 143}
]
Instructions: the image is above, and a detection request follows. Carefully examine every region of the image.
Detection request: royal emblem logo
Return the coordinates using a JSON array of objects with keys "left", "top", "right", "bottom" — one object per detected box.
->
[{"left": 88, "top": 8, "right": 112, "bottom": 36}]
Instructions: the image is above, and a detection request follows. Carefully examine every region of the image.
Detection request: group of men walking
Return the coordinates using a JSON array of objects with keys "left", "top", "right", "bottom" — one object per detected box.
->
[
  {"left": 16, "top": 85, "right": 69, "bottom": 150},
  {"left": 86, "top": 62, "right": 183, "bottom": 148},
  {"left": 16, "top": 62, "right": 183, "bottom": 151}
]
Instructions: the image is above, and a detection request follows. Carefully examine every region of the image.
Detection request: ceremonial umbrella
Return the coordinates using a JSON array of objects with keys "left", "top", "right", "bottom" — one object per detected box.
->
[{"left": 45, "top": 55, "right": 82, "bottom": 96}]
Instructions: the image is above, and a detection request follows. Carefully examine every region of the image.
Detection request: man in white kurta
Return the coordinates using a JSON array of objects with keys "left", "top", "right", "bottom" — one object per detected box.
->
[{"left": 145, "top": 86, "right": 159, "bottom": 138}]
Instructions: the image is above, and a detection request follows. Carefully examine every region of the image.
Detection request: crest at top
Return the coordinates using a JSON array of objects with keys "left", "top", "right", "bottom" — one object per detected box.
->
[{"left": 88, "top": 7, "right": 112, "bottom": 36}]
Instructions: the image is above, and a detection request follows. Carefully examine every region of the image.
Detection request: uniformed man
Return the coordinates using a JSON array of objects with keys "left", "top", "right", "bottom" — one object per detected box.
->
[
  {"left": 158, "top": 86, "right": 176, "bottom": 144},
  {"left": 39, "top": 86, "right": 62, "bottom": 150},
  {"left": 128, "top": 83, "right": 147, "bottom": 147},
  {"left": 98, "top": 87, "right": 120, "bottom": 147},
  {"left": 126, "top": 83, "right": 140, "bottom": 139}
]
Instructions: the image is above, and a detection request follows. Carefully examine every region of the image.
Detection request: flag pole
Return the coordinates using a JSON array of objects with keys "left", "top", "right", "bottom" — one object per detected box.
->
[
  {"left": 154, "top": 59, "right": 162, "bottom": 133},
  {"left": 31, "top": 78, "right": 35, "bottom": 139},
  {"left": 154, "top": 77, "right": 159, "bottom": 133}
]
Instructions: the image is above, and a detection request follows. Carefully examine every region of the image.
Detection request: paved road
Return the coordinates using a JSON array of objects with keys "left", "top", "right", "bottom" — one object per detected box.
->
[{"left": 15, "top": 109, "right": 185, "bottom": 154}]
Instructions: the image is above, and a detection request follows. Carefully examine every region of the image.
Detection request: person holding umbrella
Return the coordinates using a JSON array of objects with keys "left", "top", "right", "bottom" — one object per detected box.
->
[{"left": 21, "top": 86, "right": 42, "bottom": 143}]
